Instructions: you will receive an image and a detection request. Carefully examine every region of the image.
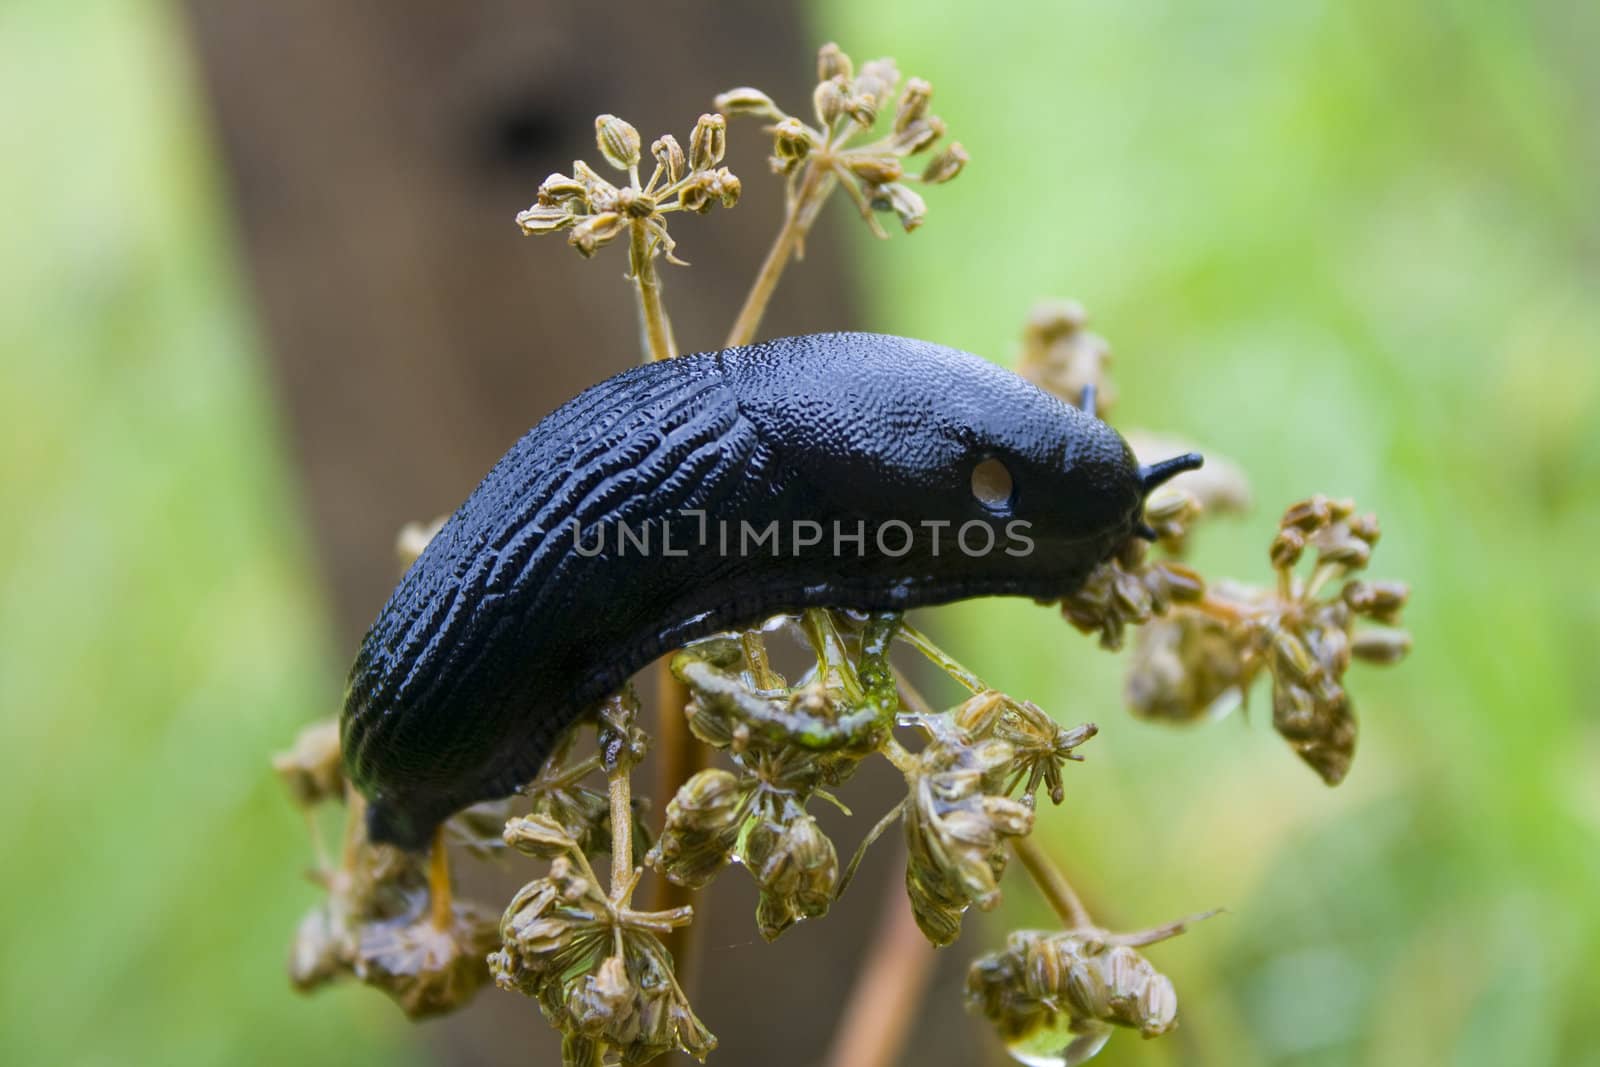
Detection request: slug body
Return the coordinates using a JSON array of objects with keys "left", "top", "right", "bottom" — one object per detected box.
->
[{"left": 343, "top": 333, "right": 1196, "bottom": 848}]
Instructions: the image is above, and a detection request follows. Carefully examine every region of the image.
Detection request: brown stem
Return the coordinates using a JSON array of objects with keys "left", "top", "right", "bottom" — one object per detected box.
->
[
  {"left": 1013, "top": 836, "right": 1094, "bottom": 930},
  {"left": 724, "top": 161, "right": 830, "bottom": 347},
  {"left": 649, "top": 661, "right": 703, "bottom": 978},
  {"left": 1195, "top": 598, "right": 1245, "bottom": 624},
  {"left": 608, "top": 757, "right": 634, "bottom": 901},
  {"left": 428, "top": 824, "right": 454, "bottom": 930},
  {"left": 822, "top": 863, "right": 938, "bottom": 1067},
  {"left": 339, "top": 784, "right": 367, "bottom": 874}
]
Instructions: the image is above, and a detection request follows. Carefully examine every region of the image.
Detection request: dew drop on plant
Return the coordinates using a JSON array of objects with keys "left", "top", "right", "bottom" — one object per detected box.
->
[{"left": 1004, "top": 1019, "right": 1112, "bottom": 1067}]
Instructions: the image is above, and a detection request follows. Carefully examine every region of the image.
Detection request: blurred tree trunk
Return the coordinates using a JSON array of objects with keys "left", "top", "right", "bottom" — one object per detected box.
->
[{"left": 182, "top": 2, "right": 978, "bottom": 1064}]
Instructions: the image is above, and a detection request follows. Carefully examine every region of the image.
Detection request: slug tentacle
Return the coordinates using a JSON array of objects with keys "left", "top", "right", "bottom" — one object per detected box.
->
[
  {"left": 1138, "top": 452, "right": 1205, "bottom": 494},
  {"left": 342, "top": 332, "right": 1197, "bottom": 849}
]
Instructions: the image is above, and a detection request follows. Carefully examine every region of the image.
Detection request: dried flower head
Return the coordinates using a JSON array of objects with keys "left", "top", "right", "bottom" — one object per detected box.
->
[
  {"left": 1017, "top": 300, "right": 1117, "bottom": 416},
  {"left": 715, "top": 42, "right": 967, "bottom": 240},
  {"left": 1061, "top": 539, "right": 1208, "bottom": 650},
  {"left": 649, "top": 767, "right": 748, "bottom": 889},
  {"left": 272, "top": 719, "right": 344, "bottom": 808},
  {"left": 355, "top": 902, "right": 500, "bottom": 1019},
  {"left": 1081, "top": 492, "right": 1412, "bottom": 783},
  {"left": 744, "top": 805, "right": 840, "bottom": 940},
  {"left": 516, "top": 111, "right": 739, "bottom": 268},
  {"left": 285, "top": 805, "right": 500, "bottom": 1019},
  {"left": 966, "top": 929, "right": 1180, "bottom": 1062},
  {"left": 902, "top": 726, "right": 1035, "bottom": 945},
  {"left": 651, "top": 630, "right": 879, "bottom": 938},
  {"left": 490, "top": 819, "right": 714, "bottom": 1064}
]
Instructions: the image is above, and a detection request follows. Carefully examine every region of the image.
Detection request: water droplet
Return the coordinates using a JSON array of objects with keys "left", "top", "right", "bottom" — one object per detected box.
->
[{"left": 1004, "top": 1018, "right": 1112, "bottom": 1067}]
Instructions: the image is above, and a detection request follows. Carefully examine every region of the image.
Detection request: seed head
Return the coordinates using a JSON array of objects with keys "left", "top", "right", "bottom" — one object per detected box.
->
[
  {"left": 746, "top": 807, "right": 840, "bottom": 940},
  {"left": 1016, "top": 300, "right": 1116, "bottom": 414},
  {"left": 650, "top": 768, "right": 748, "bottom": 889},
  {"left": 967, "top": 930, "right": 1182, "bottom": 1052},
  {"left": 272, "top": 719, "right": 344, "bottom": 808},
  {"left": 903, "top": 731, "right": 1034, "bottom": 945},
  {"left": 716, "top": 43, "right": 967, "bottom": 243}
]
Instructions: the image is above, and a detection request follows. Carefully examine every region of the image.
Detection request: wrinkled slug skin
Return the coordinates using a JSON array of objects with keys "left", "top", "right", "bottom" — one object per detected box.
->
[{"left": 342, "top": 333, "right": 1147, "bottom": 848}]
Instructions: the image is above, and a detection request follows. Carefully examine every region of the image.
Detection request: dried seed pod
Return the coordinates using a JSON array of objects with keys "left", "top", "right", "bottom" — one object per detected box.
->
[
  {"left": 771, "top": 117, "right": 815, "bottom": 170},
  {"left": 814, "top": 77, "right": 849, "bottom": 127},
  {"left": 651, "top": 135, "right": 686, "bottom": 184},
  {"left": 1342, "top": 579, "right": 1409, "bottom": 624},
  {"left": 889, "top": 115, "right": 944, "bottom": 155},
  {"left": 593, "top": 114, "right": 641, "bottom": 171},
  {"left": 503, "top": 812, "right": 578, "bottom": 860},
  {"left": 922, "top": 141, "right": 969, "bottom": 184},
  {"left": 568, "top": 212, "right": 624, "bottom": 257},
  {"left": 1351, "top": 628, "right": 1412, "bottom": 664},
  {"left": 712, "top": 86, "right": 780, "bottom": 119},
  {"left": 871, "top": 181, "right": 927, "bottom": 231},
  {"left": 650, "top": 769, "right": 748, "bottom": 888},
  {"left": 817, "top": 41, "right": 853, "bottom": 82},
  {"left": 515, "top": 204, "right": 576, "bottom": 236},
  {"left": 273, "top": 719, "right": 344, "bottom": 808},
  {"left": 854, "top": 57, "right": 901, "bottom": 108},
  {"left": 537, "top": 172, "right": 587, "bottom": 206},
  {"left": 846, "top": 154, "right": 904, "bottom": 184},
  {"left": 1270, "top": 526, "right": 1307, "bottom": 570},
  {"left": 688, "top": 113, "right": 726, "bottom": 170},
  {"left": 894, "top": 77, "right": 933, "bottom": 132}
]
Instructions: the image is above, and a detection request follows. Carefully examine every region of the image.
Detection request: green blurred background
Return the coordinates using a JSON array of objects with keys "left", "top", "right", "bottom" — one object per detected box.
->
[{"left": 2, "top": 1, "right": 1595, "bottom": 1065}]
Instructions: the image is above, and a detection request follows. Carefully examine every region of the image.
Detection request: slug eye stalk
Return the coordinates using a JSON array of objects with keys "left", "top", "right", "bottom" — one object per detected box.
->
[{"left": 1139, "top": 453, "right": 1205, "bottom": 495}]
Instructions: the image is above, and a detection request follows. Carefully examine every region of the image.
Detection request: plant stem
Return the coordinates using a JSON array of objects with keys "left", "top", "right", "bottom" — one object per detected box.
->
[
  {"left": 428, "top": 824, "right": 454, "bottom": 930},
  {"left": 725, "top": 162, "right": 831, "bottom": 347},
  {"left": 649, "top": 665, "right": 701, "bottom": 972},
  {"left": 897, "top": 622, "right": 988, "bottom": 694},
  {"left": 629, "top": 221, "right": 677, "bottom": 362},
  {"left": 739, "top": 630, "right": 783, "bottom": 689},
  {"left": 1013, "top": 835, "right": 1094, "bottom": 930},
  {"left": 338, "top": 785, "right": 367, "bottom": 882},
  {"left": 621, "top": 221, "right": 700, "bottom": 968},
  {"left": 608, "top": 757, "right": 634, "bottom": 901},
  {"left": 822, "top": 863, "right": 937, "bottom": 1067}
]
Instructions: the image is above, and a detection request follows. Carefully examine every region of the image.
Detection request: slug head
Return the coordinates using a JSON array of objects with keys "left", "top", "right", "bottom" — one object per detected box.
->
[{"left": 758, "top": 338, "right": 1202, "bottom": 566}]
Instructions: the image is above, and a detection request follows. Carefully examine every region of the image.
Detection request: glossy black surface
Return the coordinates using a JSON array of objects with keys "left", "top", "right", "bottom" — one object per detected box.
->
[{"left": 343, "top": 333, "right": 1161, "bottom": 847}]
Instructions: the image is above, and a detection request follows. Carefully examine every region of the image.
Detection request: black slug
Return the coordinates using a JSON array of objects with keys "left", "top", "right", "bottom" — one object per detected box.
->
[{"left": 342, "top": 332, "right": 1199, "bottom": 848}]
